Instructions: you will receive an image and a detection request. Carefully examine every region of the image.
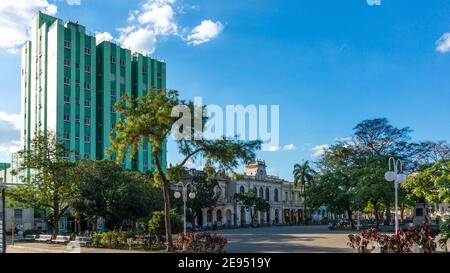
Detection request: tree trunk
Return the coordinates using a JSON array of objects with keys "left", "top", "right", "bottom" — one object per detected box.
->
[
  {"left": 347, "top": 209, "right": 354, "bottom": 228},
  {"left": 162, "top": 178, "right": 173, "bottom": 251},
  {"left": 153, "top": 151, "right": 173, "bottom": 252},
  {"left": 303, "top": 185, "right": 307, "bottom": 224},
  {"left": 385, "top": 205, "right": 391, "bottom": 226},
  {"left": 53, "top": 195, "right": 60, "bottom": 238}
]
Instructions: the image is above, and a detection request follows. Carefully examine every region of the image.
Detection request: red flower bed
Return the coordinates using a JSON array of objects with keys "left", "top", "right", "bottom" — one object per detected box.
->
[
  {"left": 348, "top": 223, "right": 437, "bottom": 253},
  {"left": 176, "top": 232, "right": 228, "bottom": 253}
]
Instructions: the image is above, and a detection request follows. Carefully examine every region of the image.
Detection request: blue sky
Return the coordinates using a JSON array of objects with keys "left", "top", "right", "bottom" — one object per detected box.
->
[{"left": 0, "top": 0, "right": 449, "bottom": 180}]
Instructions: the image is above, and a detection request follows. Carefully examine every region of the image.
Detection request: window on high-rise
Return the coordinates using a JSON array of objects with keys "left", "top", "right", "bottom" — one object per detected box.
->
[
  {"left": 75, "top": 80, "right": 80, "bottom": 87},
  {"left": 64, "top": 77, "right": 71, "bottom": 85},
  {"left": 64, "top": 113, "right": 70, "bottom": 122},
  {"left": 120, "top": 76, "right": 125, "bottom": 84},
  {"left": 76, "top": 61, "right": 80, "bottom": 69},
  {"left": 111, "top": 56, "right": 116, "bottom": 64},
  {"left": 111, "top": 73, "right": 116, "bottom": 82},
  {"left": 64, "top": 40, "right": 71, "bottom": 49},
  {"left": 63, "top": 132, "right": 70, "bottom": 140},
  {"left": 143, "top": 67, "right": 147, "bottom": 74},
  {"left": 64, "top": 95, "right": 70, "bottom": 103},
  {"left": 85, "top": 135, "right": 91, "bottom": 143},
  {"left": 64, "top": 58, "right": 70, "bottom": 67},
  {"left": 85, "top": 82, "right": 91, "bottom": 90},
  {"left": 157, "top": 71, "right": 162, "bottom": 79},
  {"left": 120, "top": 59, "right": 125, "bottom": 67},
  {"left": 85, "top": 117, "right": 91, "bottom": 126},
  {"left": 85, "top": 47, "right": 91, "bottom": 55},
  {"left": 111, "top": 88, "right": 116, "bottom": 97},
  {"left": 142, "top": 83, "right": 147, "bottom": 91},
  {"left": 85, "top": 65, "right": 91, "bottom": 73},
  {"left": 85, "top": 100, "right": 91, "bottom": 108}
]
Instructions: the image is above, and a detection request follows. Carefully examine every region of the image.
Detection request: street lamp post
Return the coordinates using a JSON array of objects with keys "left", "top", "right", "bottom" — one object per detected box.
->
[
  {"left": 174, "top": 181, "right": 196, "bottom": 251},
  {"left": 384, "top": 157, "right": 407, "bottom": 234}
]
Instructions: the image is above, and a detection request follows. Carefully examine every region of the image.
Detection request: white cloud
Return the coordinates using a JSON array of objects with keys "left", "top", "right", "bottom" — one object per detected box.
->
[
  {"left": 0, "top": 140, "right": 21, "bottom": 155},
  {"left": 136, "top": 0, "right": 177, "bottom": 35},
  {"left": 187, "top": 20, "right": 223, "bottom": 45},
  {"left": 119, "top": 28, "right": 157, "bottom": 55},
  {"left": 117, "top": 0, "right": 223, "bottom": 53},
  {"left": 266, "top": 144, "right": 297, "bottom": 152},
  {"left": 0, "top": 112, "right": 21, "bottom": 130},
  {"left": 436, "top": 33, "right": 450, "bottom": 53},
  {"left": 118, "top": 0, "right": 178, "bottom": 54},
  {"left": 95, "top": 32, "right": 113, "bottom": 44},
  {"left": 0, "top": 0, "right": 58, "bottom": 53},
  {"left": 312, "top": 144, "right": 329, "bottom": 157},
  {"left": 66, "top": 0, "right": 81, "bottom": 5}
]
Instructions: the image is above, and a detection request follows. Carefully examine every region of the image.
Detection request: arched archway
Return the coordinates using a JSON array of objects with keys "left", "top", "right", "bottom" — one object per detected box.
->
[
  {"left": 240, "top": 186, "right": 245, "bottom": 194},
  {"left": 275, "top": 209, "right": 279, "bottom": 224},
  {"left": 274, "top": 189, "right": 279, "bottom": 202},
  {"left": 226, "top": 209, "right": 232, "bottom": 226},
  {"left": 216, "top": 209, "right": 223, "bottom": 224},
  {"left": 265, "top": 188, "right": 270, "bottom": 201},
  {"left": 259, "top": 187, "right": 264, "bottom": 198}
]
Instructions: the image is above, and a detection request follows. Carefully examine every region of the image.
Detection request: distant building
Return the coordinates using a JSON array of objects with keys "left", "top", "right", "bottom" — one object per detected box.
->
[{"left": 190, "top": 161, "right": 309, "bottom": 228}]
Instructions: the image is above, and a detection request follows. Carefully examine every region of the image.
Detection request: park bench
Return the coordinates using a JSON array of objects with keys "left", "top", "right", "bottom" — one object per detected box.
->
[
  {"left": 70, "top": 236, "right": 92, "bottom": 247},
  {"left": 23, "top": 235, "right": 37, "bottom": 241},
  {"left": 51, "top": 235, "right": 70, "bottom": 244},
  {"left": 35, "top": 234, "right": 52, "bottom": 243}
]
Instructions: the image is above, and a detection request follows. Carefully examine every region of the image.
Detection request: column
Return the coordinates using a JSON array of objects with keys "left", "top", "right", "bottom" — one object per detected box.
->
[
  {"left": 201, "top": 208, "right": 208, "bottom": 228},
  {"left": 246, "top": 209, "right": 251, "bottom": 225},
  {"left": 212, "top": 210, "right": 217, "bottom": 225},
  {"left": 236, "top": 204, "right": 241, "bottom": 226},
  {"left": 231, "top": 210, "right": 235, "bottom": 226}
]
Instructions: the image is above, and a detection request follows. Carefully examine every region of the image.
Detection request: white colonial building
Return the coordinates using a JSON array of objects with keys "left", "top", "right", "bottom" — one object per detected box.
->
[{"left": 196, "top": 161, "right": 310, "bottom": 228}]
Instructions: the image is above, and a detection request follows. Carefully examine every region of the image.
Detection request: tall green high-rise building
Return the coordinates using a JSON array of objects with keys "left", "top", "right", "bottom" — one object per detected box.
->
[{"left": 21, "top": 12, "right": 166, "bottom": 172}]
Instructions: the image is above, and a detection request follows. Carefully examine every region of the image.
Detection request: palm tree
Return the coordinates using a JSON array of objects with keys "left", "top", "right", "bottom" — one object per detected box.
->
[{"left": 293, "top": 160, "right": 316, "bottom": 223}]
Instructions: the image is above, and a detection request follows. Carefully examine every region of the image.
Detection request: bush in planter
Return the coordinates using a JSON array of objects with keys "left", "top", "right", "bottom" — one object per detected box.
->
[
  {"left": 348, "top": 223, "right": 437, "bottom": 253},
  {"left": 175, "top": 232, "right": 228, "bottom": 253},
  {"left": 91, "top": 231, "right": 135, "bottom": 249}
]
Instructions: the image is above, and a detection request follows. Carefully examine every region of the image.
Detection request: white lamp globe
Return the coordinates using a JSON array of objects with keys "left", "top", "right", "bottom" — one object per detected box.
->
[
  {"left": 189, "top": 192, "right": 196, "bottom": 199},
  {"left": 174, "top": 191, "right": 181, "bottom": 199},
  {"left": 384, "top": 171, "right": 397, "bottom": 182},
  {"left": 396, "top": 173, "right": 407, "bottom": 184}
]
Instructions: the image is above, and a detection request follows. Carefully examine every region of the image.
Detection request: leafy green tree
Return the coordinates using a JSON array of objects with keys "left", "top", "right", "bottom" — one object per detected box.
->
[
  {"left": 234, "top": 192, "right": 270, "bottom": 227},
  {"left": 183, "top": 169, "right": 221, "bottom": 226},
  {"left": 148, "top": 209, "right": 183, "bottom": 237},
  {"left": 293, "top": 160, "right": 316, "bottom": 221},
  {"left": 9, "top": 131, "right": 77, "bottom": 237},
  {"left": 403, "top": 159, "right": 450, "bottom": 205},
  {"left": 71, "top": 160, "right": 163, "bottom": 231},
  {"left": 109, "top": 88, "right": 261, "bottom": 250}
]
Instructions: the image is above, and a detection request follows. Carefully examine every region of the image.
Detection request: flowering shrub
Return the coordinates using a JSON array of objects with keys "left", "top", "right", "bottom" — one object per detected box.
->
[
  {"left": 91, "top": 231, "right": 135, "bottom": 249},
  {"left": 175, "top": 232, "right": 228, "bottom": 253},
  {"left": 348, "top": 224, "right": 437, "bottom": 253}
]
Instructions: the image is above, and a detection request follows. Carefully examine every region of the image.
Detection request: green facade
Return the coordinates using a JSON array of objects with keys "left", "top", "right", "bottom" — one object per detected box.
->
[{"left": 22, "top": 12, "right": 167, "bottom": 172}]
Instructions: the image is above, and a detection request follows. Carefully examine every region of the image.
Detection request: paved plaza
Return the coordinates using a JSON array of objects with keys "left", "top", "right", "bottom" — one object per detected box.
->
[
  {"left": 7, "top": 225, "right": 445, "bottom": 253},
  {"left": 217, "top": 225, "right": 356, "bottom": 253}
]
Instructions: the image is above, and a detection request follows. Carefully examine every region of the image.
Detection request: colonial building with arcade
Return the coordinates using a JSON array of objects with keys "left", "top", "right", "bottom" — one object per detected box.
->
[{"left": 196, "top": 161, "right": 314, "bottom": 228}]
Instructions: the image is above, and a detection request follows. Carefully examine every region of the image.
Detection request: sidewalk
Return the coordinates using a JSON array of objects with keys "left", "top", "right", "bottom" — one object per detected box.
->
[{"left": 6, "top": 242, "right": 148, "bottom": 253}]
